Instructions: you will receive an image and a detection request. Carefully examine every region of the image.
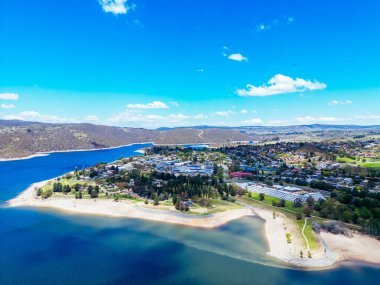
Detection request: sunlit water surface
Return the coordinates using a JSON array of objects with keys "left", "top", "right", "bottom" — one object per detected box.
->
[{"left": 0, "top": 144, "right": 379, "bottom": 285}]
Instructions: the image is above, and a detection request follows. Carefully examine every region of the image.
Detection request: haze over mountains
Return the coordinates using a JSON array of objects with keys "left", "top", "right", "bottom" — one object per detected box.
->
[{"left": 1, "top": 120, "right": 380, "bottom": 159}]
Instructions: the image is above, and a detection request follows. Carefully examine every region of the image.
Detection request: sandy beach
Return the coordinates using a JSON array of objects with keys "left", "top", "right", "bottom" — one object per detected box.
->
[
  {"left": 320, "top": 232, "right": 380, "bottom": 265},
  {"left": 7, "top": 180, "right": 380, "bottom": 269},
  {"left": 253, "top": 208, "right": 336, "bottom": 268},
  {"left": 7, "top": 181, "right": 254, "bottom": 229}
]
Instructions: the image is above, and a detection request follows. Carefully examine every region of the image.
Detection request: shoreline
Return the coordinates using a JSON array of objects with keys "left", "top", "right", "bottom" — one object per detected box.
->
[
  {"left": 7, "top": 179, "right": 380, "bottom": 269},
  {"left": 7, "top": 181, "right": 254, "bottom": 229},
  {"left": 0, "top": 142, "right": 154, "bottom": 162},
  {"left": 0, "top": 141, "right": 216, "bottom": 162},
  {"left": 253, "top": 207, "right": 337, "bottom": 269}
]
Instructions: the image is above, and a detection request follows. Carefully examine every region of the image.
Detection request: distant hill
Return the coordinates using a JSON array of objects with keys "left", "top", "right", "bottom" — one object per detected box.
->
[
  {"left": 0, "top": 120, "right": 253, "bottom": 159},
  {"left": 1, "top": 120, "right": 379, "bottom": 159}
]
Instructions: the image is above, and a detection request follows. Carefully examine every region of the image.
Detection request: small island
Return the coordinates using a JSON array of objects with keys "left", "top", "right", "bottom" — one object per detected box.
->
[{"left": 9, "top": 143, "right": 380, "bottom": 269}]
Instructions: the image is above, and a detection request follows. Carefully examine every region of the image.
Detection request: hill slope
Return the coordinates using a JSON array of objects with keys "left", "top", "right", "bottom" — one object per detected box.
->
[{"left": 0, "top": 120, "right": 253, "bottom": 159}]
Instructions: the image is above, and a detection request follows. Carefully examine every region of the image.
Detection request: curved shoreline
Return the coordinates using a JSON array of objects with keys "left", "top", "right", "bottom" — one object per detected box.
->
[
  {"left": 6, "top": 181, "right": 254, "bottom": 229},
  {"left": 7, "top": 179, "right": 380, "bottom": 269},
  {"left": 0, "top": 142, "right": 154, "bottom": 162}
]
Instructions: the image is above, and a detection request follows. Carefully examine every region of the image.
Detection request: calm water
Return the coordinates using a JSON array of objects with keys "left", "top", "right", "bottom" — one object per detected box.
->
[{"left": 0, "top": 144, "right": 379, "bottom": 285}]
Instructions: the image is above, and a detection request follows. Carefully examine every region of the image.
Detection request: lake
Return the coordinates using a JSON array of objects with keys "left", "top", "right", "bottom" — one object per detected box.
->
[{"left": 0, "top": 144, "right": 379, "bottom": 285}]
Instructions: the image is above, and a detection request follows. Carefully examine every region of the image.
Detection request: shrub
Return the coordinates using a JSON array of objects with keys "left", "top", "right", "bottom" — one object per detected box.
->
[
  {"left": 42, "top": 190, "right": 53, "bottom": 199},
  {"left": 36, "top": 188, "right": 43, "bottom": 196},
  {"left": 227, "top": 197, "right": 236, "bottom": 203},
  {"left": 90, "top": 190, "right": 99, "bottom": 198},
  {"left": 312, "top": 221, "right": 321, "bottom": 233}
]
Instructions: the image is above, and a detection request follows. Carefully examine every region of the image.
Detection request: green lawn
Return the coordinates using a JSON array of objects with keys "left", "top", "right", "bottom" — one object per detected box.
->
[
  {"left": 337, "top": 156, "right": 380, "bottom": 168},
  {"left": 248, "top": 193, "right": 307, "bottom": 215},
  {"left": 205, "top": 199, "right": 243, "bottom": 214},
  {"left": 296, "top": 219, "right": 317, "bottom": 250},
  {"left": 336, "top": 157, "right": 355, "bottom": 163}
]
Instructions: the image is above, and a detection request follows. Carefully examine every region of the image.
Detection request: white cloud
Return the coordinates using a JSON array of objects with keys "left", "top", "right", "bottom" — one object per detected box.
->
[
  {"left": 328, "top": 100, "right": 352, "bottom": 106},
  {"left": 228, "top": 53, "right": 248, "bottom": 62},
  {"left": 0, "top": 104, "right": 15, "bottom": 109},
  {"left": 99, "top": 0, "right": 136, "bottom": 15},
  {"left": 294, "top": 116, "right": 348, "bottom": 124},
  {"left": 237, "top": 74, "right": 326, "bottom": 97},
  {"left": 4, "top": 111, "right": 76, "bottom": 123},
  {"left": 239, "top": 109, "right": 249, "bottom": 114},
  {"left": 287, "top": 16, "right": 295, "bottom": 23},
  {"left": 170, "top": 101, "right": 179, "bottom": 107},
  {"left": 267, "top": 120, "right": 288, "bottom": 125},
  {"left": 168, "top": 113, "right": 190, "bottom": 120},
  {"left": 256, "top": 16, "right": 295, "bottom": 32},
  {"left": 213, "top": 110, "right": 236, "bottom": 116},
  {"left": 0, "top": 93, "right": 19, "bottom": 100},
  {"left": 194, "top": 113, "right": 208, "bottom": 119},
  {"left": 85, "top": 115, "right": 99, "bottom": 122},
  {"left": 257, "top": 24, "right": 271, "bottom": 32},
  {"left": 240, "top": 118, "right": 264, "bottom": 125},
  {"left": 133, "top": 19, "right": 144, "bottom": 28},
  {"left": 222, "top": 46, "right": 229, "bottom": 57},
  {"left": 355, "top": 114, "right": 380, "bottom": 120},
  {"left": 108, "top": 110, "right": 194, "bottom": 128},
  {"left": 127, "top": 101, "right": 169, "bottom": 109}
]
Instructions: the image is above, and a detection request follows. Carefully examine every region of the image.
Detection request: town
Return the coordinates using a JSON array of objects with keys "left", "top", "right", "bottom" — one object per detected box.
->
[{"left": 35, "top": 138, "right": 380, "bottom": 237}]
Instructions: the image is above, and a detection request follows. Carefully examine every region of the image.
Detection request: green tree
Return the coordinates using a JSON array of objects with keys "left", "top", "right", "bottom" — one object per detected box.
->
[{"left": 90, "top": 190, "right": 99, "bottom": 198}]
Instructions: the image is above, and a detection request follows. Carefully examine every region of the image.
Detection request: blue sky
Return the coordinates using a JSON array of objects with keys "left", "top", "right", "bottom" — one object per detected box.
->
[{"left": 0, "top": 0, "right": 379, "bottom": 128}]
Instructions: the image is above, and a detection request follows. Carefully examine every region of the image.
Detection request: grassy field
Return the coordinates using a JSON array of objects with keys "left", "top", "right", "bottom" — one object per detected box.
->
[
  {"left": 248, "top": 192, "right": 319, "bottom": 215},
  {"left": 206, "top": 198, "right": 244, "bottom": 214},
  {"left": 337, "top": 156, "right": 380, "bottom": 168},
  {"left": 296, "top": 219, "right": 317, "bottom": 250}
]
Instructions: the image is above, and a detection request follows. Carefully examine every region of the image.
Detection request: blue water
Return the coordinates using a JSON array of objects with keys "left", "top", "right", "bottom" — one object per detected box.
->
[
  {"left": 183, "top": 144, "right": 210, "bottom": 150},
  {"left": 0, "top": 144, "right": 379, "bottom": 285}
]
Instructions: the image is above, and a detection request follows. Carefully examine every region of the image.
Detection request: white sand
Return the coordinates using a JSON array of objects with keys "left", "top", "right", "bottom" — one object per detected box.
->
[
  {"left": 254, "top": 208, "right": 337, "bottom": 268},
  {"left": 7, "top": 182, "right": 253, "bottom": 229},
  {"left": 0, "top": 153, "right": 49, "bottom": 162},
  {"left": 320, "top": 232, "right": 380, "bottom": 265}
]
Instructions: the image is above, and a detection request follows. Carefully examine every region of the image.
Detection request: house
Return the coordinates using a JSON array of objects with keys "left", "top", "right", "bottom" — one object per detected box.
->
[{"left": 229, "top": 172, "right": 253, "bottom": 179}]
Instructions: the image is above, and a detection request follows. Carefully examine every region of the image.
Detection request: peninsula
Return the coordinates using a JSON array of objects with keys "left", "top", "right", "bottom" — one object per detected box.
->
[{"left": 8, "top": 143, "right": 380, "bottom": 268}]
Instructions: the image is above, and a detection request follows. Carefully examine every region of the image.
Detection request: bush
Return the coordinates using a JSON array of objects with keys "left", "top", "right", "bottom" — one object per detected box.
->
[
  {"left": 36, "top": 188, "right": 43, "bottom": 196},
  {"left": 321, "top": 221, "right": 349, "bottom": 235},
  {"left": 312, "top": 221, "right": 321, "bottom": 233},
  {"left": 90, "top": 190, "right": 99, "bottom": 198},
  {"left": 293, "top": 198, "right": 302, "bottom": 208},
  {"left": 303, "top": 206, "right": 312, "bottom": 217},
  {"left": 296, "top": 213, "right": 303, "bottom": 220},
  {"left": 259, "top": 193, "right": 265, "bottom": 201},
  {"left": 42, "top": 190, "right": 53, "bottom": 199},
  {"left": 227, "top": 197, "right": 236, "bottom": 203}
]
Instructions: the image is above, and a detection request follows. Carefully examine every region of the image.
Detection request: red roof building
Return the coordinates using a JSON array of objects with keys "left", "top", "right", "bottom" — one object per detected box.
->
[{"left": 229, "top": 172, "right": 253, "bottom": 179}]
